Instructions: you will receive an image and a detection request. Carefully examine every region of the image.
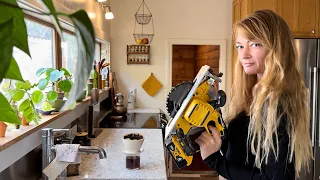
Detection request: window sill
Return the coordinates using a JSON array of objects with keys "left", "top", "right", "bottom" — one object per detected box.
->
[{"left": 0, "top": 88, "right": 110, "bottom": 153}]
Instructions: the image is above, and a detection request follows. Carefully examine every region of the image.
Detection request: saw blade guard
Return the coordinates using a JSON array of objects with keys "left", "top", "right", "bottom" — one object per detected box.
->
[{"left": 165, "top": 65, "right": 223, "bottom": 139}]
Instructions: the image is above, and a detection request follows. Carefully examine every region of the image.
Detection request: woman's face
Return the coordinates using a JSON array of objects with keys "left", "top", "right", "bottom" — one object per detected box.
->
[{"left": 235, "top": 34, "right": 268, "bottom": 79}]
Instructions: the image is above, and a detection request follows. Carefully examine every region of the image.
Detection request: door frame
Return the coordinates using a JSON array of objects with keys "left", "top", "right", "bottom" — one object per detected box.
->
[{"left": 166, "top": 38, "right": 227, "bottom": 112}]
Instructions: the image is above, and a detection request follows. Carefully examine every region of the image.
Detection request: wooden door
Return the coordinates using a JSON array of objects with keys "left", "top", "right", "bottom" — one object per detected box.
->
[{"left": 278, "top": 0, "right": 316, "bottom": 37}]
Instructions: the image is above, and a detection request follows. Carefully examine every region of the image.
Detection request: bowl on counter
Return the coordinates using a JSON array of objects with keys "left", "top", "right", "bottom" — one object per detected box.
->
[
  {"left": 122, "top": 133, "right": 144, "bottom": 154},
  {"left": 36, "top": 108, "right": 55, "bottom": 115}
]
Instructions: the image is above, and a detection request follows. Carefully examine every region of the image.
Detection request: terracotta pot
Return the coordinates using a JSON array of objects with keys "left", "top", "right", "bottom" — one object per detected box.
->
[
  {"left": 22, "top": 116, "right": 29, "bottom": 126},
  {"left": 0, "top": 122, "right": 7, "bottom": 137}
]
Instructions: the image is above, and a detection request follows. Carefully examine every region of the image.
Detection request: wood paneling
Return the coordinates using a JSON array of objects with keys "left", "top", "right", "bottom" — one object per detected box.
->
[
  {"left": 172, "top": 45, "right": 196, "bottom": 86},
  {"left": 195, "top": 45, "right": 220, "bottom": 75},
  {"left": 172, "top": 45, "right": 220, "bottom": 86}
]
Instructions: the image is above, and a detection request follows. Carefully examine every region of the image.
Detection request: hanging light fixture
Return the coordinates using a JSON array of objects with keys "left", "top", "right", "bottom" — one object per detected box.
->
[
  {"left": 95, "top": 0, "right": 107, "bottom": 2},
  {"left": 103, "top": 5, "right": 114, "bottom": 19}
]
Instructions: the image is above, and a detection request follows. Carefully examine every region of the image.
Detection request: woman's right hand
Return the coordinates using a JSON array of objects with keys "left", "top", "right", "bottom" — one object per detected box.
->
[{"left": 195, "top": 126, "right": 222, "bottom": 160}]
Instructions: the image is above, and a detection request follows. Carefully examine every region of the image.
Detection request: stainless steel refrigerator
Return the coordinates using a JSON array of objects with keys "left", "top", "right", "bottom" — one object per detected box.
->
[{"left": 295, "top": 39, "right": 320, "bottom": 180}]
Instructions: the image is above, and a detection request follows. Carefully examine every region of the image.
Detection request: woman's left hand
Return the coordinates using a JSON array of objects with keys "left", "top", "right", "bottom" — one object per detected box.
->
[{"left": 195, "top": 126, "right": 222, "bottom": 160}]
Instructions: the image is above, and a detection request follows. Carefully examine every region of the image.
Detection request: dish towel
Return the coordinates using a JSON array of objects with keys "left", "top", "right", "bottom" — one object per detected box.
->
[
  {"left": 43, "top": 144, "right": 80, "bottom": 180},
  {"left": 141, "top": 73, "right": 162, "bottom": 96}
]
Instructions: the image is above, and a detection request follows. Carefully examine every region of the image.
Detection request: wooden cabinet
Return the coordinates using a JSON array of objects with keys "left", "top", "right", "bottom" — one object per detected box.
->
[
  {"left": 232, "top": 0, "right": 320, "bottom": 80},
  {"left": 278, "top": 0, "right": 318, "bottom": 37}
]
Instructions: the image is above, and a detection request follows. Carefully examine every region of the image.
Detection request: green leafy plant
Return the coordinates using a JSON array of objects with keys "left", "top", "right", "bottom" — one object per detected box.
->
[
  {"left": 0, "top": 0, "right": 95, "bottom": 124},
  {"left": 2, "top": 80, "right": 42, "bottom": 125},
  {"left": 36, "top": 67, "right": 73, "bottom": 101}
]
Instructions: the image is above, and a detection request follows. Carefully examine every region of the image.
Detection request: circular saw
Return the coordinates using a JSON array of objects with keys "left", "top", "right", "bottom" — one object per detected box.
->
[{"left": 164, "top": 65, "right": 227, "bottom": 169}]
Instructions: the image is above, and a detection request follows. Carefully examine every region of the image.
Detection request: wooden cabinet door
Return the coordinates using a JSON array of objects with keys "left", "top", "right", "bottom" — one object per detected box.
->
[
  {"left": 249, "top": 0, "right": 278, "bottom": 13},
  {"left": 278, "top": 0, "right": 316, "bottom": 37},
  {"left": 232, "top": 0, "right": 240, "bottom": 82},
  {"left": 240, "top": 0, "right": 248, "bottom": 19}
]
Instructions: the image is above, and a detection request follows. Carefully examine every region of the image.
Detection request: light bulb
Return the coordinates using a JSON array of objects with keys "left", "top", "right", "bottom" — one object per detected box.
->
[{"left": 105, "top": 12, "right": 114, "bottom": 19}]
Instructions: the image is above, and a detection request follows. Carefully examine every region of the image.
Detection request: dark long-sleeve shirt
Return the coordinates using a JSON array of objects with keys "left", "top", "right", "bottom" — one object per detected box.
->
[{"left": 204, "top": 112, "right": 295, "bottom": 180}]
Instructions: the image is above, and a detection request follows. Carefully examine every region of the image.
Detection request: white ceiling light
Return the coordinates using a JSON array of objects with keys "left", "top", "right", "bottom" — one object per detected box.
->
[
  {"left": 104, "top": 6, "right": 114, "bottom": 19},
  {"left": 96, "top": 0, "right": 107, "bottom": 2}
]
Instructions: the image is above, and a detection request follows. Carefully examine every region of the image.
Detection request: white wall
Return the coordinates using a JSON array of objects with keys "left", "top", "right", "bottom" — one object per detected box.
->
[{"left": 110, "top": 0, "right": 233, "bottom": 114}]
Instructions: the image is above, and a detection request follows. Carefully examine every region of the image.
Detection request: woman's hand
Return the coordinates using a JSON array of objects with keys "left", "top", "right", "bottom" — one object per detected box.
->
[{"left": 195, "top": 126, "right": 222, "bottom": 160}]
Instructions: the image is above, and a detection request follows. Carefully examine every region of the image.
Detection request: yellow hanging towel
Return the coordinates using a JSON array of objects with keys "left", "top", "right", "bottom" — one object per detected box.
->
[{"left": 142, "top": 73, "right": 162, "bottom": 96}]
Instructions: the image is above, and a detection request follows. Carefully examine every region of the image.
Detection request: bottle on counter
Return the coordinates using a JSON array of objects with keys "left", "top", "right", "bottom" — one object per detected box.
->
[{"left": 92, "top": 64, "right": 99, "bottom": 88}]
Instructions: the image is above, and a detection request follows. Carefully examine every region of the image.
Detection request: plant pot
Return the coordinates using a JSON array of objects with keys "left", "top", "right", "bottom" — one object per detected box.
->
[
  {"left": 22, "top": 116, "right": 29, "bottom": 126},
  {"left": 0, "top": 122, "right": 8, "bottom": 137},
  {"left": 49, "top": 99, "right": 66, "bottom": 112},
  {"left": 76, "top": 90, "right": 87, "bottom": 102},
  {"left": 57, "top": 92, "right": 65, "bottom": 100}
]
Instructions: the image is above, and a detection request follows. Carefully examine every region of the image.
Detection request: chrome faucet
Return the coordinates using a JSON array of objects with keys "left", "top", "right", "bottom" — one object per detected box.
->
[{"left": 42, "top": 128, "right": 107, "bottom": 179}]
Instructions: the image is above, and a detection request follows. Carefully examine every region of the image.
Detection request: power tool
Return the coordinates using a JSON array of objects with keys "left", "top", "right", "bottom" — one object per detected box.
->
[{"left": 164, "top": 65, "right": 227, "bottom": 169}]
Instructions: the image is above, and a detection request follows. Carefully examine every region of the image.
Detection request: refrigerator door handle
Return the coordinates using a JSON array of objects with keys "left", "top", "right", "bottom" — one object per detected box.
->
[{"left": 312, "top": 67, "right": 318, "bottom": 147}]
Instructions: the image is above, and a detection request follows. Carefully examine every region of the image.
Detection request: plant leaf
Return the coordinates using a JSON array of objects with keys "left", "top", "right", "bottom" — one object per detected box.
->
[
  {"left": 0, "top": 92, "right": 21, "bottom": 124},
  {"left": 36, "top": 68, "right": 47, "bottom": 77},
  {"left": 23, "top": 106, "right": 32, "bottom": 118},
  {"left": 60, "top": 68, "right": 71, "bottom": 76},
  {"left": 31, "top": 90, "right": 44, "bottom": 104},
  {"left": 4, "top": 57, "right": 24, "bottom": 82},
  {"left": 58, "top": 80, "right": 72, "bottom": 92},
  {"left": 45, "top": 68, "right": 55, "bottom": 78},
  {"left": 65, "top": 10, "right": 95, "bottom": 110},
  {"left": 0, "top": 0, "right": 30, "bottom": 57},
  {"left": 22, "top": 80, "right": 31, "bottom": 90},
  {"left": 47, "top": 91, "right": 58, "bottom": 102},
  {"left": 38, "top": 78, "right": 48, "bottom": 90},
  {"left": 49, "top": 70, "right": 62, "bottom": 82},
  {"left": 1, "top": 81, "right": 10, "bottom": 92},
  {"left": 26, "top": 113, "right": 35, "bottom": 123},
  {"left": 41, "top": 101, "right": 53, "bottom": 111},
  {"left": 19, "top": 99, "right": 30, "bottom": 112},
  {"left": 13, "top": 89, "right": 25, "bottom": 101},
  {"left": 0, "top": 18, "right": 14, "bottom": 83}
]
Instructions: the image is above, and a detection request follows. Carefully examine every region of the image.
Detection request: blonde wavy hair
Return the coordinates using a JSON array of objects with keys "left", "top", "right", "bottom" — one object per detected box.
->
[{"left": 227, "top": 9, "right": 313, "bottom": 176}]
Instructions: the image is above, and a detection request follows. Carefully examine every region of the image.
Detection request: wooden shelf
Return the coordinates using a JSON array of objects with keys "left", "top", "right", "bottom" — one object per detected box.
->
[
  {"left": 127, "top": 44, "right": 151, "bottom": 64},
  {"left": 127, "top": 61, "right": 150, "bottom": 64},
  {"left": 127, "top": 52, "right": 149, "bottom": 54}
]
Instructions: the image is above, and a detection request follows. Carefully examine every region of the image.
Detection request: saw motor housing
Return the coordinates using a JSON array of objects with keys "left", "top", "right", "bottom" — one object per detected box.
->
[{"left": 165, "top": 67, "right": 226, "bottom": 169}]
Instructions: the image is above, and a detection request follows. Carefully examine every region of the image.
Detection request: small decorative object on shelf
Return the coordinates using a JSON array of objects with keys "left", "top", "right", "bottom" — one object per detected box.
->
[
  {"left": 133, "top": 0, "right": 154, "bottom": 45},
  {"left": 127, "top": 44, "right": 150, "bottom": 64}
]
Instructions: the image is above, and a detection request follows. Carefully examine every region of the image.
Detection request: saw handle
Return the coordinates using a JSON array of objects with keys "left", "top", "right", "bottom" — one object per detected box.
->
[{"left": 205, "top": 120, "right": 224, "bottom": 137}]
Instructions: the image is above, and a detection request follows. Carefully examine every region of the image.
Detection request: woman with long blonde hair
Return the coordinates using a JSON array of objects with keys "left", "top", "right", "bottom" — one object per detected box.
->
[{"left": 195, "top": 9, "right": 312, "bottom": 179}]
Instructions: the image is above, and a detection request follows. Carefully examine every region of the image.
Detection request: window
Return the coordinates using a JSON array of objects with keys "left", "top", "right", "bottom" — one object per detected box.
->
[
  {"left": 95, "top": 43, "right": 101, "bottom": 63},
  {"left": 61, "top": 32, "right": 78, "bottom": 76},
  {"left": 13, "top": 19, "right": 55, "bottom": 84}
]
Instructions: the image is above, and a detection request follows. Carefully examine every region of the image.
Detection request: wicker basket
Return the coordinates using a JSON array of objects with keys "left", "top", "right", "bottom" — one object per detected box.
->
[
  {"left": 135, "top": 14, "right": 152, "bottom": 25},
  {"left": 133, "top": 33, "right": 154, "bottom": 44}
]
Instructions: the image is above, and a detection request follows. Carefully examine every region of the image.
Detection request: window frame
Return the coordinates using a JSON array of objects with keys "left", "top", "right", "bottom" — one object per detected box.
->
[{"left": 23, "top": 14, "right": 105, "bottom": 72}]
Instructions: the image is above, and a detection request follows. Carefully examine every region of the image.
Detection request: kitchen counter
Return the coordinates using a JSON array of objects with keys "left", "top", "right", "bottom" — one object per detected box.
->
[{"left": 67, "top": 128, "right": 167, "bottom": 180}]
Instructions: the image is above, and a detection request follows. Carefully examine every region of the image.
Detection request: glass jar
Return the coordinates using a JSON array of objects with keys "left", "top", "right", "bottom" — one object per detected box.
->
[{"left": 125, "top": 151, "right": 141, "bottom": 170}]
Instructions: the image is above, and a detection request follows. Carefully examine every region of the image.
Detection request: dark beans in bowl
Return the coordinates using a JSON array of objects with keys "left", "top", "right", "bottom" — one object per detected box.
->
[{"left": 124, "top": 133, "right": 143, "bottom": 140}]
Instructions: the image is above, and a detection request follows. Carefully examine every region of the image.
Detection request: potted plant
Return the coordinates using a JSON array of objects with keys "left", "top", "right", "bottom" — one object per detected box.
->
[
  {"left": 36, "top": 67, "right": 74, "bottom": 111},
  {"left": 2, "top": 80, "right": 42, "bottom": 126},
  {"left": 0, "top": 0, "right": 96, "bottom": 123}
]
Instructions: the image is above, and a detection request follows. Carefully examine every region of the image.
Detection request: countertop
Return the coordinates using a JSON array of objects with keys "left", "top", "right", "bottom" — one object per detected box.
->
[{"left": 67, "top": 128, "right": 167, "bottom": 180}]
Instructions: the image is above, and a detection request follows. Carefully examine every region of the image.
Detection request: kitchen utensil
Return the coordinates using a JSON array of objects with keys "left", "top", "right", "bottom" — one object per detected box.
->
[{"left": 112, "top": 93, "right": 127, "bottom": 115}]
